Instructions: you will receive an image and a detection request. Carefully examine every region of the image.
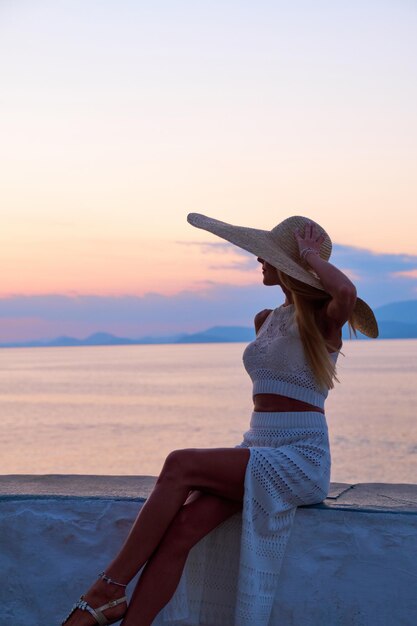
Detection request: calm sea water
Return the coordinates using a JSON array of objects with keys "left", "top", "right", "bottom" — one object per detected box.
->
[{"left": 0, "top": 340, "right": 416, "bottom": 484}]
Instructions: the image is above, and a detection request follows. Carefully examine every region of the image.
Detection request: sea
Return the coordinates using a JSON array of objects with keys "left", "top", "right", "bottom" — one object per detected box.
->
[{"left": 0, "top": 340, "right": 416, "bottom": 484}]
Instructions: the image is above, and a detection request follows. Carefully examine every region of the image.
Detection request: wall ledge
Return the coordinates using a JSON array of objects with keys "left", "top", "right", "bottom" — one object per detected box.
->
[{"left": 1, "top": 475, "right": 417, "bottom": 514}]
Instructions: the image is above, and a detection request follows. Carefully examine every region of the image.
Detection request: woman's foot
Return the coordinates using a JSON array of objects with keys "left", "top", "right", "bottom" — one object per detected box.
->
[{"left": 62, "top": 577, "right": 128, "bottom": 625}]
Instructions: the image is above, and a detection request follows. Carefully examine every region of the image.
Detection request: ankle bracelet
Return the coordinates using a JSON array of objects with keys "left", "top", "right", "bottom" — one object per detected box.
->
[{"left": 98, "top": 571, "right": 128, "bottom": 588}]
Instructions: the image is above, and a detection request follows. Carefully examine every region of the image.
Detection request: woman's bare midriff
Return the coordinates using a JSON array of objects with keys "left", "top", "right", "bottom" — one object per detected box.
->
[{"left": 253, "top": 393, "right": 324, "bottom": 414}]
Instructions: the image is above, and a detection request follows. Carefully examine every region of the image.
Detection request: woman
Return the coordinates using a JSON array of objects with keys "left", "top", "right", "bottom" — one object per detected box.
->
[{"left": 62, "top": 214, "right": 378, "bottom": 626}]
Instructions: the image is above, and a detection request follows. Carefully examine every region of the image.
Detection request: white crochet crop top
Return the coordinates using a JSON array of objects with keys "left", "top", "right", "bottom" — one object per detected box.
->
[{"left": 242, "top": 304, "right": 339, "bottom": 410}]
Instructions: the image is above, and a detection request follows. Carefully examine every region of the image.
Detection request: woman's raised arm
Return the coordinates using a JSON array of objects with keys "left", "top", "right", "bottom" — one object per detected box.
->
[{"left": 294, "top": 222, "right": 357, "bottom": 328}]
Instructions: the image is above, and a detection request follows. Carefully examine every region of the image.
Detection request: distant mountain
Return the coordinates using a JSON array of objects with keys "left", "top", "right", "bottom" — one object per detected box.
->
[
  {"left": 0, "top": 332, "right": 136, "bottom": 348},
  {"left": 377, "top": 321, "right": 417, "bottom": 339},
  {"left": 372, "top": 300, "right": 417, "bottom": 339},
  {"left": 342, "top": 320, "right": 417, "bottom": 340},
  {"left": 0, "top": 327, "right": 255, "bottom": 348},
  {"left": 374, "top": 300, "right": 417, "bottom": 324},
  {"left": 181, "top": 326, "right": 255, "bottom": 343},
  {"left": 1, "top": 299, "right": 416, "bottom": 347}
]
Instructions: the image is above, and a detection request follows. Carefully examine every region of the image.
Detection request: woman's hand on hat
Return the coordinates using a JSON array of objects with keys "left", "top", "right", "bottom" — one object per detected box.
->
[{"left": 294, "top": 221, "right": 325, "bottom": 262}]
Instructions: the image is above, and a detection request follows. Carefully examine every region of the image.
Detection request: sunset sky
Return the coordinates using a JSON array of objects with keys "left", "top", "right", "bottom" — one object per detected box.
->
[{"left": 1, "top": 1, "right": 416, "bottom": 340}]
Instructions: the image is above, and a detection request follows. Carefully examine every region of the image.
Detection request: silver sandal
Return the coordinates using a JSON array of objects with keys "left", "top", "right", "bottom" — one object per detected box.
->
[{"left": 61, "top": 572, "right": 128, "bottom": 625}]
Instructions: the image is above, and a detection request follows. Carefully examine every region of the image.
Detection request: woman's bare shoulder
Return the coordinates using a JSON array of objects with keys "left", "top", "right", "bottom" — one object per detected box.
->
[{"left": 254, "top": 309, "right": 273, "bottom": 334}]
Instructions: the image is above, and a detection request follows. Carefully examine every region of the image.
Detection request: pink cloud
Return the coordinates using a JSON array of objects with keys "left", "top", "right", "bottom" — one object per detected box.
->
[{"left": 390, "top": 269, "right": 417, "bottom": 279}]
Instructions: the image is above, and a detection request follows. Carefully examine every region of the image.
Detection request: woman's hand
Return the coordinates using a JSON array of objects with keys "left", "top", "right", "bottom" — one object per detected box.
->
[{"left": 294, "top": 221, "right": 325, "bottom": 263}]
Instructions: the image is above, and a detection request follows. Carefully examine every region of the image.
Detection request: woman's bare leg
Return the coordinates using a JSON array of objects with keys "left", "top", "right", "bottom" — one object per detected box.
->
[
  {"left": 105, "top": 447, "right": 249, "bottom": 583},
  {"left": 122, "top": 491, "right": 242, "bottom": 626},
  {"left": 63, "top": 447, "right": 249, "bottom": 626}
]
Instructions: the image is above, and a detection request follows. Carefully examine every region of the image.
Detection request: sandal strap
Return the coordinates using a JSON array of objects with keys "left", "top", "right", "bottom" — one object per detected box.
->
[
  {"left": 63, "top": 595, "right": 127, "bottom": 626},
  {"left": 95, "top": 595, "right": 128, "bottom": 616},
  {"left": 61, "top": 602, "right": 78, "bottom": 625},
  {"left": 79, "top": 599, "right": 108, "bottom": 625}
]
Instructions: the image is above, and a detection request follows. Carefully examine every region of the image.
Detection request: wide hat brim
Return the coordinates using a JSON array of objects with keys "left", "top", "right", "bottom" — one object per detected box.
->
[{"left": 187, "top": 212, "right": 378, "bottom": 338}]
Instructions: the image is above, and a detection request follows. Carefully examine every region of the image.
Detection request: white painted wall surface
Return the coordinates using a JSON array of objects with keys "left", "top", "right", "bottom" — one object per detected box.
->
[{"left": 0, "top": 498, "right": 416, "bottom": 625}]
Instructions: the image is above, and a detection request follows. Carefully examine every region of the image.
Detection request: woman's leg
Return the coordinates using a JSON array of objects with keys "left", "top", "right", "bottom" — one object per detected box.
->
[
  {"left": 122, "top": 491, "right": 242, "bottom": 626},
  {"left": 105, "top": 447, "right": 249, "bottom": 583},
  {"left": 63, "top": 447, "right": 249, "bottom": 626}
]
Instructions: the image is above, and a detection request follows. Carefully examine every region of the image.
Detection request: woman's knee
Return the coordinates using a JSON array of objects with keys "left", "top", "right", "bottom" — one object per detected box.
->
[{"left": 158, "top": 448, "right": 196, "bottom": 486}]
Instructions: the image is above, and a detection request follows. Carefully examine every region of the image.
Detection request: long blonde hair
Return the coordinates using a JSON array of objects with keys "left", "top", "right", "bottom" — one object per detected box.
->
[{"left": 276, "top": 270, "right": 357, "bottom": 390}]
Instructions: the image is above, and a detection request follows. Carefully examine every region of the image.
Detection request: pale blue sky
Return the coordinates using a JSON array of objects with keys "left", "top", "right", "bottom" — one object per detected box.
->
[{"left": 2, "top": 0, "right": 416, "bottom": 245}]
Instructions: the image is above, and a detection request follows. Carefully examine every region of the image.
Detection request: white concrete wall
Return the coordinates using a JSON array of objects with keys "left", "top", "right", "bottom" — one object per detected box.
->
[{"left": 1, "top": 495, "right": 416, "bottom": 626}]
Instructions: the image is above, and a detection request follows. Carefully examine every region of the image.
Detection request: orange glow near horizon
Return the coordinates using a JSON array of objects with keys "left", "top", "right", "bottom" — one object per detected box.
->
[
  {"left": 0, "top": 236, "right": 261, "bottom": 297},
  {"left": 1, "top": 221, "right": 417, "bottom": 297}
]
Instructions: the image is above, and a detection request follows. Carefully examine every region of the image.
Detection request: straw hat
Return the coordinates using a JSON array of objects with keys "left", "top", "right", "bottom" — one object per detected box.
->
[{"left": 187, "top": 212, "right": 378, "bottom": 338}]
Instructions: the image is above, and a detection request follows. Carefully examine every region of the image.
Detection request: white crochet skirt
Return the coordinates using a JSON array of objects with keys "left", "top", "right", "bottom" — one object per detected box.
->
[{"left": 153, "top": 411, "right": 331, "bottom": 626}]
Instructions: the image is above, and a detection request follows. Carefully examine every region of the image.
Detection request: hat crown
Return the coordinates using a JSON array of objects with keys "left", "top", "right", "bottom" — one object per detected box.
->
[{"left": 270, "top": 216, "right": 332, "bottom": 263}]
